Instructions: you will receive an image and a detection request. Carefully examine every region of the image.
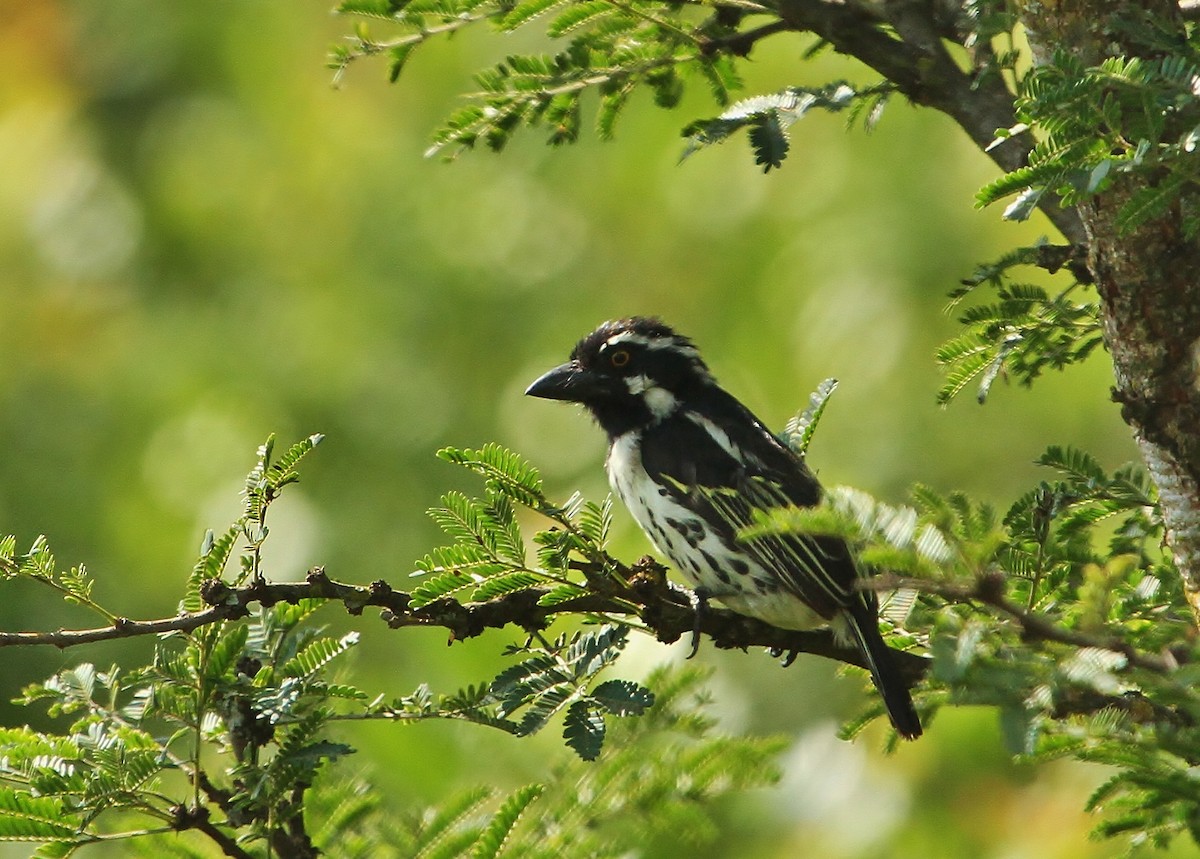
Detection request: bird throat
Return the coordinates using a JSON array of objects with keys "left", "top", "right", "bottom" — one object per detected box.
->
[
  {"left": 589, "top": 380, "right": 681, "bottom": 439},
  {"left": 641, "top": 386, "right": 679, "bottom": 421}
]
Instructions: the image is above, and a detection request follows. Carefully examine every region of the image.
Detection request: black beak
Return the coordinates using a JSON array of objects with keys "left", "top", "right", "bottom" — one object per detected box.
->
[{"left": 525, "top": 361, "right": 606, "bottom": 403}]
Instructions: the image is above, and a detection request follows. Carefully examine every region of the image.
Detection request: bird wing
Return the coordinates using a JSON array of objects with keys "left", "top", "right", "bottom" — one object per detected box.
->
[{"left": 639, "top": 394, "right": 862, "bottom": 620}]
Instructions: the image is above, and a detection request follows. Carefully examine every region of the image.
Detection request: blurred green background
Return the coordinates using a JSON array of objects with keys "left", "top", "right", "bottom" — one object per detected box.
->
[{"left": 1, "top": 1, "right": 1179, "bottom": 856}]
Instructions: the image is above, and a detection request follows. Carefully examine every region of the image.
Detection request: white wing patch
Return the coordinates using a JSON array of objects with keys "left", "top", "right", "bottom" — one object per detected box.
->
[{"left": 683, "top": 412, "right": 741, "bottom": 461}]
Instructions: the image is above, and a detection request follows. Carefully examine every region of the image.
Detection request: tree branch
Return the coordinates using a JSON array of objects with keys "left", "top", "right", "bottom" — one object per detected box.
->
[
  {"left": 760, "top": 0, "right": 1086, "bottom": 243},
  {"left": 171, "top": 805, "right": 253, "bottom": 859},
  {"left": 699, "top": 20, "right": 790, "bottom": 56},
  {"left": 6, "top": 559, "right": 1184, "bottom": 737},
  {"left": 7, "top": 559, "right": 1177, "bottom": 691},
  {"left": 0, "top": 603, "right": 252, "bottom": 648},
  {"left": 269, "top": 783, "right": 319, "bottom": 859},
  {"left": 0, "top": 565, "right": 929, "bottom": 686}
]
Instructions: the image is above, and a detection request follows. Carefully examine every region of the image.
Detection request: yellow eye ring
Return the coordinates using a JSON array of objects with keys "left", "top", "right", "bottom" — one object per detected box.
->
[{"left": 610, "top": 349, "right": 631, "bottom": 368}]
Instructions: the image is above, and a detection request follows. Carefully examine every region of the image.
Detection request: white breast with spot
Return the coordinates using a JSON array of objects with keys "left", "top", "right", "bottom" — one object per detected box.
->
[{"left": 605, "top": 431, "right": 829, "bottom": 632}]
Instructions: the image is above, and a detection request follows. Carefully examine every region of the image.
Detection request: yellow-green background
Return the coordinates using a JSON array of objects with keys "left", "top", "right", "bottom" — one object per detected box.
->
[{"left": 0, "top": 2, "right": 1181, "bottom": 856}]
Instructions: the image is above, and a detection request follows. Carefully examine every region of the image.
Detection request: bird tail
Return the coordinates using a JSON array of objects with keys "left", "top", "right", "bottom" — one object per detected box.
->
[{"left": 845, "top": 604, "right": 922, "bottom": 740}]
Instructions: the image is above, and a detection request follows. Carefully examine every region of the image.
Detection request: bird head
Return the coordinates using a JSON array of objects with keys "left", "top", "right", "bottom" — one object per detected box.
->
[{"left": 525, "top": 317, "right": 714, "bottom": 437}]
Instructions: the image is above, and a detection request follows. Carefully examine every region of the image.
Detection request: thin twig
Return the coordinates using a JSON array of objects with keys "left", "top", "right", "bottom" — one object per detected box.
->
[
  {"left": 867, "top": 572, "right": 1178, "bottom": 674},
  {"left": 699, "top": 20, "right": 790, "bottom": 57},
  {"left": 0, "top": 605, "right": 250, "bottom": 648}
]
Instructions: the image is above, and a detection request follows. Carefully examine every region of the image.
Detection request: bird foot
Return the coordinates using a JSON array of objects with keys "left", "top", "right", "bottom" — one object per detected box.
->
[{"left": 768, "top": 646, "right": 800, "bottom": 667}]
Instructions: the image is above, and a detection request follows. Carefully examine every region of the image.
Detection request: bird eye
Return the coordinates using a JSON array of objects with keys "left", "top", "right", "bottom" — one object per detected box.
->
[{"left": 609, "top": 349, "right": 631, "bottom": 368}]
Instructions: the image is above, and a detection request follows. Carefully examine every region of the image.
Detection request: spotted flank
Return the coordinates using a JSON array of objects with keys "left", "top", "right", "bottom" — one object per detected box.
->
[{"left": 607, "top": 432, "right": 800, "bottom": 613}]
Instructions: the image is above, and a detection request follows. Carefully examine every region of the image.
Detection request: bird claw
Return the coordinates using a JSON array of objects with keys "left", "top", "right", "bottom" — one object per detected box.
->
[
  {"left": 687, "top": 588, "right": 709, "bottom": 659},
  {"left": 768, "top": 646, "right": 800, "bottom": 667}
]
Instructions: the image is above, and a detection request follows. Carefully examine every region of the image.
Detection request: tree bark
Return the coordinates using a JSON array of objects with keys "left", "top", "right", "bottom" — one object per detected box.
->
[{"left": 1020, "top": 0, "right": 1200, "bottom": 623}]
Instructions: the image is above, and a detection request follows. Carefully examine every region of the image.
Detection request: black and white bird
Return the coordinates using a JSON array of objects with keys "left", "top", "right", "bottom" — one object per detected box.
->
[{"left": 525, "top": 317, "right": 921, "bottom": 739}]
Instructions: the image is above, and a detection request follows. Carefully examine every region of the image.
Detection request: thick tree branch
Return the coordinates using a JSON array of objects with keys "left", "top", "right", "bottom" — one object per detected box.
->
[{"left": 763, "top": 0, "right": 1087, "bottom": 243}]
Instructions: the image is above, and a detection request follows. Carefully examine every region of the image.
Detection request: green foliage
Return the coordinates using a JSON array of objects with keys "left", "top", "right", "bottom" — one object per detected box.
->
[
  {"left": 492, "top": 626, "right": 653, "bottom": 757},
  {"left": 979, "top": 45, "right": 1200, "bottom": 234},
  {"left": 422, "top": 399, "right": 1195, "bottom": 859},
  {"left": 0, "top": 535, "right": 112, "bottom": 624},
  {"left": 412, "top": 488, "right": 528, "bottom": 608},
  {"left": 428, "top": 444, "right": 621, "bottom": 586},
  {"left": 333, "top": 0, "right": 750, "bottom": 157},
  {"left": 32, "top": 0, "right": 1200, "bottom": 854},
  {"left": 743, "top": 483, "right": 971, "bottom": 586},
  {"left": 743, "top": 437, "right": 1200, "bottom": 850},
  {"left": 749, "top": 439, "right": 1172, "bottom": 651},
  {"left": 1, "top": 589, "right": 364, "bottom": 853},
  {"left": 184, "top": 433, "right": 325, "bottom": 613},
  {"left": 937, "top": 243, "right": 1102, "bottom": 404},
  {"left": 781, "top": 377, "right": 839, "bottom": 456},
  {"left": 412, "top": 446, "right": 659, "bottom": 759},
  {"left": 360, "top": 625, "right": 654, "bottom": 760},
  {"left": 24, "top": 2, "right": 1200, "bottom": 857},
  {"left": 333, "top": 0, "right": 889, "bottom": 165},
  {"left": 3, "top": 438, "right": 783, "bottom": 855},
  {"left": 1004, "top": 445, "right": 1161, "bottom": 616},
  {"left": 681, "top": 82, "right": 895, "bottom": 170},
  {"left": 468, "top": 783, "right": 543, "bottom": 859},
  {"left": 1, "top": 406, "right": 1197, "bottom": 856},
  {"left": 238, "top": 433, "right": 325, "bottom": 582},
  {"left": 386, "top": 664, "right": 784, "bottom": 858}
]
